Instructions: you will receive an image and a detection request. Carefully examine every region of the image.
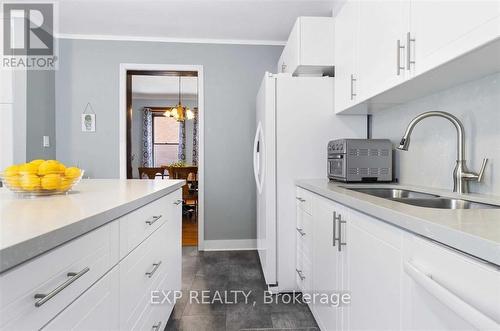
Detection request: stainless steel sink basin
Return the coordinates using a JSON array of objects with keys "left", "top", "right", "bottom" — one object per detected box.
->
[
  {"left": 347, "top": 188, "right": 439, "bottom": 199},
  {"left": 345, "top": 187, "right": 499, "bottom": 209},
  {"left": 392, "top": 198, "right": 499, "bottom": 209}
]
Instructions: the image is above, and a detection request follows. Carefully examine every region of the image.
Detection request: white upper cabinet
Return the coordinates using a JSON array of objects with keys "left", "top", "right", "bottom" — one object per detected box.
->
[
  {"left": 278, "top": 17, "right": 334, "bottom": 76},
  {"left": 333, "top": 0, "right": 359, "bottom": 113},
  {"left": 357, "top": 0, "right": 410, "bottom": 100},
  {"left": 334, "top": 0, "right": 500, "bottom": 114},
  {"left": 410, "top": 0, "right": 500, "bottom": 76}
]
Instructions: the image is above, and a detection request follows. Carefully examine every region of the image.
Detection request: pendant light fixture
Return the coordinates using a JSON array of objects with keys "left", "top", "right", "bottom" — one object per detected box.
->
[{"left": 164, "top": 75, "right": 194, "bottom": 122}]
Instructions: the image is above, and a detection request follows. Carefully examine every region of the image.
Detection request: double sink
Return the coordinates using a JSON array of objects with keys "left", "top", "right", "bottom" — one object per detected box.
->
[{"left": 346, "top": 188, "right": 499, "bottom": 209}]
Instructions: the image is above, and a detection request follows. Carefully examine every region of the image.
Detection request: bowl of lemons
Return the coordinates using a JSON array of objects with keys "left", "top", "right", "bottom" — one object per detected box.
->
[{"left": 1, "top": 160, "right": 83, "bottom": 196}]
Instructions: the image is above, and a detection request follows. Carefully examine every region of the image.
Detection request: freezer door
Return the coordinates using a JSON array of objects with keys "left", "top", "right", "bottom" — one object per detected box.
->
[{"left": 255, "top": 73, "right": 277, "bottom": 286}]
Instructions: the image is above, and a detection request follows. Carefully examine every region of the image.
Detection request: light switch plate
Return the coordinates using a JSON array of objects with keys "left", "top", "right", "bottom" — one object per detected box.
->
[{"left": 43, "top": 136, "right": 50, "bottom": 147}]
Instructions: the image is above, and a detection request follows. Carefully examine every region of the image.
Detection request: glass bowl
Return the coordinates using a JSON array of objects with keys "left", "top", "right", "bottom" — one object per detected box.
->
[{"left": 0, "top": 170, "right": 84, "bottom": 196}]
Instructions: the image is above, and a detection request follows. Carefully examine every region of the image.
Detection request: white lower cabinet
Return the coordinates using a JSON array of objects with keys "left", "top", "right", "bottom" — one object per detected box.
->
[
  {"left": 343, "top": 209, "right": 403, "bottom": 331},
  {"left": 402, "top": 234, "right": 500, "bottom": 331},
  {"left": 298, "top": 186, "right": 500, "bottom": 331},
  {"left": 310, "top": 195, "right": 344, "bottom": 331},
  {"left": 0, "top": 188, "right": 182, "bottom": 331},
  {"left": 0, "top": 221, "right": 119, "bottom": 330},
  {"left": 296, "top": 190, "right": 314, "bottom": 295},
  {"left": 42, "top": 266, "right": 119, "bottom": 331}
]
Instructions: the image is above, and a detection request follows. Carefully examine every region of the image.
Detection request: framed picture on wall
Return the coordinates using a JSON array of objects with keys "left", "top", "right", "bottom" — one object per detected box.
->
[{"left": 81, "top": 113, "right": 96, "bottom": 132}]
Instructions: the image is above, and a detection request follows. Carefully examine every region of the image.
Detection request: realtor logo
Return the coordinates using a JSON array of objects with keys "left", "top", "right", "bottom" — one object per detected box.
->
[{"left": 2, "top": 2, "right": 58, "bottom": 70}]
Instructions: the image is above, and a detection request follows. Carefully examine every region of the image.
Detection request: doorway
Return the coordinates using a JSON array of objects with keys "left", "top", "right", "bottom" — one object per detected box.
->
[{"left": 119, "top": 64, "right": 204, "bottom": 248}]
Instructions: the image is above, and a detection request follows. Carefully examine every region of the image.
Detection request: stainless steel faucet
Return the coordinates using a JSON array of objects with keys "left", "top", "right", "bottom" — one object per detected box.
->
[{"left": 397, "top": 111, "right": 487, "bottom": 194}]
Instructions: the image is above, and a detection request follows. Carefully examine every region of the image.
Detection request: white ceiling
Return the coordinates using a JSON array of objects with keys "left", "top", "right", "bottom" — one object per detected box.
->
[
  {"left": 132, "top": 75, "right": 198, "bottom": 100},
  {"left": 57, "top": 0, "right": 337, "bottom": 44}
]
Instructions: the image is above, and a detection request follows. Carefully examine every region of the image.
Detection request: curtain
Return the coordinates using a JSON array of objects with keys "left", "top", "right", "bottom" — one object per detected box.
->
[
  {"left": 192, "top": 108, "right": 199, "bottom": 165},
  {"left": 178, "top": 121, "right": 186, "bottom": 162},
  {"left": 142, "top": 108, "right": 153, "bottom": 167}
]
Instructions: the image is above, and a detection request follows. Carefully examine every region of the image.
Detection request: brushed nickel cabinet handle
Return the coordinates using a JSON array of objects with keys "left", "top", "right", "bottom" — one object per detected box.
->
[
  {"left": 406, "top": 32, "right": 415, "bottom": 70},
  {"left": 397, "top": 39, "right": 405, "bottom": 75},
  {"left": 350, "top": 74, "right": 357, "bottom": 100},
  {"left": 296, "top": 227, "right": 306, "bottom": 236},
  {"left": 145, "top": 215, "right": 162, "bottom": 225},
  {"left": 333, "top": 211, "right": 342, "bottom": 246},
  {"left": 145, "top": 261, "right": 162, "bottom": 278},
  {"left": 296, "top": 269, "right": 306, "bottom": 280},
  {"left": 337, "top": 217, "right": 347, "bottom": 252},
  {"left": 173, "top": 200, "right": 182, "bottom": 205},
  {"left": 152, "top": 321, "right": 162, "bottom": 331},
  {"left": 34, "top": 267, "right": 90, "bottom": 307}
]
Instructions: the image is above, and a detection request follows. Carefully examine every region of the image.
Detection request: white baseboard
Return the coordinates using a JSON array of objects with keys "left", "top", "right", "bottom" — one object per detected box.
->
[{"left": 202, "top": 239, "right": 257, "bottom": 251}]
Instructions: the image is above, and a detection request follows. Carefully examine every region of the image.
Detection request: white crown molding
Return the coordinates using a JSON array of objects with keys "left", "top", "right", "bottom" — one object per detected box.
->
[{"left": 56, "top": 33, "right": 286, "bottom": 46}]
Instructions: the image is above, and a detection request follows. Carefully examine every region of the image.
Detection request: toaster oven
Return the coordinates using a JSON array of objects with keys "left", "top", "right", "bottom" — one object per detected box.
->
[{"left": 328, "top": 139, "right": 393, "bottom": 182}]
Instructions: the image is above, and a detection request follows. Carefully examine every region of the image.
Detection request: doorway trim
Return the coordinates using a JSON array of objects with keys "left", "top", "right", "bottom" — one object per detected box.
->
[{"left": 119, "top": 63, "right": 205, "bottom": 250}]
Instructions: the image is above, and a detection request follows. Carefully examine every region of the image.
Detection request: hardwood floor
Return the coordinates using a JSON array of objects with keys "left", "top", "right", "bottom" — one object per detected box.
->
[{"left": 182, "top": 215, "right": 198, "bottom": 246}]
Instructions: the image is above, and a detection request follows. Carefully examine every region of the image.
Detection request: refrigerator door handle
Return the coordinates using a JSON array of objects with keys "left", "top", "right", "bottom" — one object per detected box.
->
[{"left": 253, "top": 122, "right": 264, "bottom": 194}]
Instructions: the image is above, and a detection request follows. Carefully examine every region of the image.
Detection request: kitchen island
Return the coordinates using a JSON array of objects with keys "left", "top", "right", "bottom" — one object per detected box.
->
[{"left": 0, "top": 179, "right": 184, "bottom": 330}]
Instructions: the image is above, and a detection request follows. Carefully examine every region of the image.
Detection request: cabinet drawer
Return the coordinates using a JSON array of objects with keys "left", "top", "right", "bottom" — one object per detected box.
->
[
  {"left": 120, "top": 219, "right": 175, "bottom": 330},
  {"left": 403, "top": 234, "right": 500, "bottom": 329},
  {"left": 42, "top": 266, "right": 119, "bottom": 331},
  {"left": 296, "top": 220, "right": 312, "bottom": 260},
  {"left": 132, "top": 270, "right": 175, "bottom": 331},
  {"left": 119, "top": 189, "right": 181, "bottom": 259},
  {"left": 296, "top": 255, "right": 312, "bottom": 293},
  {"left": 296, "top": 188, "right": 312, "bottom": 215},
  {"left": 0, "top": 221, "right": 119, "bottom": 331}
]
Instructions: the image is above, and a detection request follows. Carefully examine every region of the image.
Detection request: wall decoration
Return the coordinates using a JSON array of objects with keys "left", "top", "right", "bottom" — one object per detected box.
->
[
  {"left": 81, "top": 113, "right": 96, "bottom": 132},
  {"left": 81, "top": 102, "right": 96, "bottom": 132}
]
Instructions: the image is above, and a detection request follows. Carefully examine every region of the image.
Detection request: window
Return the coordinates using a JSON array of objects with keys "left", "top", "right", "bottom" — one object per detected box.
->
[{"left": 153, "top": 115, "right": 179, "bottom": 167}]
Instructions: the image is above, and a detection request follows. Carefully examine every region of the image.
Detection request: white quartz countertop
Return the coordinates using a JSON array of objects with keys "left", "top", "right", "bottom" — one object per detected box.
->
[
  {"left": 0, "top": 179, "right": 184, "bottom": 273},
  {"left": 296, "top": 179, "right": 500, "bottom": 267}
]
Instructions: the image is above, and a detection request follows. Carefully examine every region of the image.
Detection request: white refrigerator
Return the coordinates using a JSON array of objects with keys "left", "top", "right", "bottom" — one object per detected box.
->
[{"left": 253, "top": 72, "right": 366, "bottom": 293}]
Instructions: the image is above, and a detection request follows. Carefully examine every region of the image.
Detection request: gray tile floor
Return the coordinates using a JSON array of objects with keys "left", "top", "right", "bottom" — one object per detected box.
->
[{"left": 165, "top": 247, "right": 319, "bottom": 331}]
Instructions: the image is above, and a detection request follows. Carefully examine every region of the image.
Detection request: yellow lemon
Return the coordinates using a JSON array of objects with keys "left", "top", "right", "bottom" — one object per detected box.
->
[
  {"left": 18, "top": 163, "right": 39, "bottom": 175},
  {"left": 41, "top": 174, "right": 62, "bottom": 190},
  {"left": 59, "top": 177, "right": 73, "bottom": 191},
  {"left": 65, "top": 167, "right": 81, "bottom": 179},
  {"left": 30, "top": 159, "right": 45, "bottom": 167},
  {"left": 38, "top": 160, "right": 60, "bottom": 176},
  {"left": 4, "top": 175, "right": 21, "bottom": 189},
  {"left": 58, "top": 163, "right": 66, "bottom": 174},
  {"left": 20, "top": 174, "right": 41, "bottom": 191},
  {"left": 3, "top": 165, "right": 19, "bottom": 177}
]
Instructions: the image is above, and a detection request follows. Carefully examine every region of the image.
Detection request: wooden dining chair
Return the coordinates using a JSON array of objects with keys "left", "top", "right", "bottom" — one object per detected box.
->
[
  {"left": 167, "top": 166, "right": 198, "bottom": 220},
  {"left": 138, "top": 167, "right": 165, "bottom": 179}
]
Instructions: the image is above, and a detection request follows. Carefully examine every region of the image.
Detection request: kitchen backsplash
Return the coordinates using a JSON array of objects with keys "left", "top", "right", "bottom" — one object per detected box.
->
[{"left": 372, "top": 72, "right": 500, "bottom": 196}]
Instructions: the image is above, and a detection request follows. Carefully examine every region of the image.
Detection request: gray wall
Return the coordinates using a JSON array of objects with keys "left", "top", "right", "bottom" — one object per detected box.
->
[
  {"left": 372, "top": 72, "right": 500, "bottom": 196},
  {"left": 55, "top": 39, "right": 282, "bottom": 241},
  {"left": 26, "top": 70, "right": 56, "bottom": 160}
]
